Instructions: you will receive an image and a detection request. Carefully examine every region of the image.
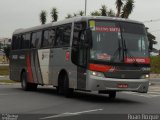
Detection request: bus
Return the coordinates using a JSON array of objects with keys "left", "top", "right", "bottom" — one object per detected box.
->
[{"left": 10, "top": 16, "right": 150, "bottom": 99}]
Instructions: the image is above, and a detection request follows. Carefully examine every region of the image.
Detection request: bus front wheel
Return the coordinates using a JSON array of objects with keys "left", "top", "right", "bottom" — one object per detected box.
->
[{"left": 58, "top": 74, "right": 73, "bottom": 97}]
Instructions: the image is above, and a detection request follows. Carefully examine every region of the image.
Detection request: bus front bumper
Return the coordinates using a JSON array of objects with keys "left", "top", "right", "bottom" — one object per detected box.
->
[{"left": 86, "top": 75, "right": 149, "bottom": 93}]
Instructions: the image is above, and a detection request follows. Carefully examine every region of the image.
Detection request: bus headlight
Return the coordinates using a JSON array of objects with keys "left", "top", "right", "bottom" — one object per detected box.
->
[
  {"left": 141, "top": 74, "right": 150, "bottom": 79},
  {"left": 89, "top": 71, "right": 105, "bottom": 77}
]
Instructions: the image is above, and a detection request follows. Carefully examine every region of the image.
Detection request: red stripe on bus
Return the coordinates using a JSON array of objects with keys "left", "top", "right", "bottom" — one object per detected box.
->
[
  {"left": 26, "top": 54, "right": 33, "bottom": 82},
  {"left": 89, "top": 64, "right": 112, "bottom": 72}
]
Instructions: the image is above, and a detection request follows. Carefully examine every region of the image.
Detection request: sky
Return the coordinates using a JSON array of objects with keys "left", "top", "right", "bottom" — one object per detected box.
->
[{"left": 0, "top": 0, "right": 160, "bottom": 49}]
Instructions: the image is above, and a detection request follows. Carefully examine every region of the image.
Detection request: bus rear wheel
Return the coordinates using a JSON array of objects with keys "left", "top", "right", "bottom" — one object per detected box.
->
[{"left": 21, "top": 72, "right": 37, "bottom": 91}]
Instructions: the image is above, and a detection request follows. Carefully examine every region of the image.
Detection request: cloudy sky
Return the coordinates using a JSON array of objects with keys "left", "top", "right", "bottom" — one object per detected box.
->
[{"left": 0, "top": 0, "right": 160, "bottom": 48}]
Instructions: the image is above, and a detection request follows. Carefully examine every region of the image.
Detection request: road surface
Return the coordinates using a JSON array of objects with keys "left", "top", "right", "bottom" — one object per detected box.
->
[{"left": 0, "top": 84, "right": 160, "bottom": 120}]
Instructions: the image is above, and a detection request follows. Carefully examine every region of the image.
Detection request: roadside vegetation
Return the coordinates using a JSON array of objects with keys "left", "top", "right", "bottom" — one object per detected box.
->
[
  {"left": 0, "top": 66, "right": 9, "bottom": 75},
  {"left": 151, "top": 56, "right": 160, "bottom": 73},
  {"left": 0, "top": 80, "right": 17, "bottom": 83}
]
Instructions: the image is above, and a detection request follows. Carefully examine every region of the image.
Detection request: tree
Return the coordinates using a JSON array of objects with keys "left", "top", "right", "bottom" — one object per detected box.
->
[
  {"left": 108, "top": 9, "right": 116, "bottom": 17},
  {"left": 79, "top": 11, "right": 84, "bottom": 16},
  {"left": 100, "top": 5, "right": 107, "bottom": 16},
  {"left": 90, "top": 10, "right": 101, "bottom": 16},
  {"left": 3, "top": 46, "right": 11, "bottom": 61},
  {"left": 51, "top": 7, "right": 58, "bottom": 22},
  {"left": 65, "top": 14, "right": 72, "bottom": 19},
  {"left": 73, "top": 13, "right": 77, "bottom": 17},
  {"left": 40, "top": 10, "right": 47, "bottom": 24},
  {"left": 147, "top": 31, "right": 157, "bottom": 51},
  {"left": 65, "top": 11, "right": 84, "bottom": 19},
  {"left": 121, "top": 0, "right": 134, "bottom": 18},
  {"left": 116, "top": 0, "right": 123, "bottom": 17},
  {"left": 90, "top": 5, "right": 115, "bottom": 17}
]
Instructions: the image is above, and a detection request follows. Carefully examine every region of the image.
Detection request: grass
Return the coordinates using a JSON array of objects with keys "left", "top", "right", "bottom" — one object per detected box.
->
[
  {"left": 0, "top": 56, "right": 3, "bottom": 61},
  {"left": 0, "top": 80, "right": 17, "bottom": 83},
  {"left": 0, "top": 66, "right": 9, "bottom": 75}
]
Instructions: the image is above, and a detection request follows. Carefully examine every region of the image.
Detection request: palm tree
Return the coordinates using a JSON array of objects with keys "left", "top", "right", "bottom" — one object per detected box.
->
[
  {"left": 51, "top": 7, "right": 58, "bottom": 22},
  {"left": 40, "top": 10, "right": 47, "bottom": 24},
  {"left": 100, "top": 5, "right": 107, "bottom": 16},
  {"left": 91, "top": 5, "right": 115, "bottom": 17},
  {"left": 116, "top": 0, "right": 123, "bottom": 17},
  {"left": 121, "top": 0, "right": 134, "bottom": 18},
  {"left": 66, "top": 14, "right": 72, "bottom": 19}
]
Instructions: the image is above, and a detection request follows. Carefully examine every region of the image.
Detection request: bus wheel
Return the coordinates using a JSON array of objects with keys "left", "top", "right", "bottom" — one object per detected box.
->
[
  {"left": 63, "top": 75, "right": 73, "bottom": 98},
  {"left": 108, "top": 91, "right": 116, "bottom": 100},
  {"left": 21, "top": 72, "right": 37, "bottom": 91}
]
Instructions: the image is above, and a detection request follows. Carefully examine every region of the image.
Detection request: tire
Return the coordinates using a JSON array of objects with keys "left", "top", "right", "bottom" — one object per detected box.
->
[
  {"left": 63, "top": 75, "right": 73, "bottom": 97},
  {"left": 21, "top": 72, "right": 37, "bottom": 91},
  {"left": 58, "top": 74, "right": 73, "bottom": 97},
  {"left": 108, "top": 91, "right": 116, "bottom": 100}
]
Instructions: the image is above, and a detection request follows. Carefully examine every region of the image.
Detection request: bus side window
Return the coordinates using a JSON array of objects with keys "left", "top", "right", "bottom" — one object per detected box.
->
[
  {"left": 31, "top": 31, "right": 42, "bottom": 48},
  {"left": 63, "top": 24, "right": 71, "bottom": 46},
  {"left": 12, "top": 35, "right": 21, "bottom": 50},
  {"left": 41, "top": 29, "right": 56, "bottom": 48},
  {"left": 12, "top": 35, "right": 17, "bottom": 50},
  {"left": 49, "top": 29, "right": 56, "bottom": 47},
  {"left": 21, "top": 33, "right": 30, "bottom": 49},
  {"left": 42, "top": 30, "right": 49, "bottom": 48},
  {"left": 56, "top": 27, "right": 64, "bottom": 47},
  {"left": 31, "top": 33, "right": 37, "bottom": 48},
  {"left": 56, "top": 24, "right": 71, "bottom": 47},
  {"left": 36, "top": 31, "right": 42, "bottom": 48}
]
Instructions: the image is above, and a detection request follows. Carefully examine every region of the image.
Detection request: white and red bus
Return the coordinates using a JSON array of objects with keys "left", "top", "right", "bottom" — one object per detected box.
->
[{"left": 10, "top": 16, "right": 150, "bottom": 99}]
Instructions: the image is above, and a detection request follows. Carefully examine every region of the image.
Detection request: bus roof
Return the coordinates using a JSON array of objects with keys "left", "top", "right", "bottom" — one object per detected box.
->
[{"left": 13, "top": 16, "right": 143, "bottom": 35}]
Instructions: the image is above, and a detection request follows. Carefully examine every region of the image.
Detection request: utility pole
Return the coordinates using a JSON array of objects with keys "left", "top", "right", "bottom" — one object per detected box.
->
[{"left": 85, "top": 0, "right": 87, "bottom": 16}]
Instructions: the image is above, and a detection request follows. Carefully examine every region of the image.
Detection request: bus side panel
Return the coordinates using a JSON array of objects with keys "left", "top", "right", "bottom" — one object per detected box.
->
[
  {"left": 10, "top": 51, "right": 21, "bottom": 81},
  {"left": 38, "top": 49, "right": 50, "bottom": 85},
  {"left": 51, "top": 47, "right": 77, "bottom": 89},
  {"left": 10, "top": 50, "right": 30, "bottom": 82},
  {"left": 77, "top": 67, "right": 87, "bottom": 90},
  {"left": 30, "top": 49, "right": 43, "bottom": 84}
]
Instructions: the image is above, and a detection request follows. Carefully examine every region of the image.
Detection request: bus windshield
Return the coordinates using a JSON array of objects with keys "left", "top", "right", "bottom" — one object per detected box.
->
[{"left": 90, "top": 20, "right": 149, "bottom": 63}]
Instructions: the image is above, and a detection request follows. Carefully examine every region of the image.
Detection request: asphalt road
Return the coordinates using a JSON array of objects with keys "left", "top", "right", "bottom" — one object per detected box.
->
[{"left": 0, "top": 84, "right": 160, "bottom": 120}]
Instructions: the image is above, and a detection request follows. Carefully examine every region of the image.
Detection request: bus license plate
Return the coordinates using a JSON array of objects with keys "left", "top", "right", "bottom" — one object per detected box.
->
[{"left": 117, "top": 84, "right": 128, "bottom": 88}]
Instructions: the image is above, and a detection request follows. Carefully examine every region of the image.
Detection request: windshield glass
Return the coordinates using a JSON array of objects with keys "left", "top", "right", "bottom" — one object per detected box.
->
[
  {"left": 90, "top": 20, "right": 122, "bottom": 63},
  {"left": 121, "top": 22, "right": 149, "bottom": 58},
  {"left": 89, "top": 20, "right": 149, "bottom": 63}
]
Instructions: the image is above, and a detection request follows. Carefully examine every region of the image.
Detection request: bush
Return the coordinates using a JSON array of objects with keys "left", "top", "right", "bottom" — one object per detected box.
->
[{"left": 150, "top": 56, "right": 160, "bottom": 73}]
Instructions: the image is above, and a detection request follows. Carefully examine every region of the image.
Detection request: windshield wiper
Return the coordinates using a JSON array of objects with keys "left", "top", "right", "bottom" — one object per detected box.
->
[
  {"left": 123, "top": 39, "right": 139, "bottom": 66},
  {"left": 111, "top": 39, "right": 122, "bottom": 62}
]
